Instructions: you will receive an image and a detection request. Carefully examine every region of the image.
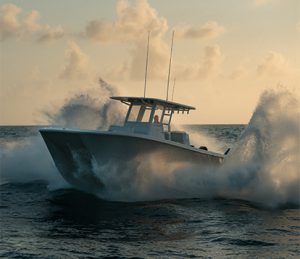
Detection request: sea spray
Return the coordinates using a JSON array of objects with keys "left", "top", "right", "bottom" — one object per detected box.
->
[
  {"left": 220, "top": 89, "right": 300, "bottom": 206},
  {"left": 91, "top": 151, "right": 191, "bottom": 201},
  {"left": 44, "top": 78, "right": 124, "bottom": 130},
  {"left": 0, "top": 78, "right": 123, "bottom": 188},
  {"left": 1, "top": 88, "right": 299, "bottom": 208},
  {"left": 0, "top": 136, "right": 66, "bottom": 187},
  {"left": 88, "top": 89, "right": 300, "bottom": 207},
  {"left": 176, "top": 124, "right": 227, "bottom": 153}
]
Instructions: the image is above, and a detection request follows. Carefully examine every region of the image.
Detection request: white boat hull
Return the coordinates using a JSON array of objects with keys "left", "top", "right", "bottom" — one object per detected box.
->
[{"left": 40, "top": 129, "right": 224, "bottom": 194}]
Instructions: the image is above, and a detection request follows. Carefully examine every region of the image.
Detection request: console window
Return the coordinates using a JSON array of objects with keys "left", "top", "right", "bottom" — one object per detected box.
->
[{"left": 128, "top": 105, "right": 140, "bottom": 122}]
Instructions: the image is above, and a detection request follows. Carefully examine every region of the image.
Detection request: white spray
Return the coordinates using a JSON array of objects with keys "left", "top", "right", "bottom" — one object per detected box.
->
[{"left": 0, "top": 78, "right": 123, "bottom": 189}]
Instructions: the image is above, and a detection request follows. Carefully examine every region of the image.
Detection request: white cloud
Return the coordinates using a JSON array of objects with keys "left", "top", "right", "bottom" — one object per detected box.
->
[
  {"left": 37, "top": 25, "right": 65, "bottom": 42},
  {"left": 129, "top": 36, "right": 169, "bottom": 80},
  {"left": 104, "top": 35, "right": 170, "bottom": 81},
  {"left": 106, "top": 42, "right": 224, "bottom": 81},
  {"left": 257, "top": 51, "right": 290, "bottom": 77},
  {"left": 83, "top": 0, "right": 168, "bottom": 43},
  {"left": 83, "top": 0, "right": 171, "bottom": 80},
  {"left": 0, "top": 3, "right": 65, "bottom": 42},
  {"left": 23, "top": 10, "right": 41, "bottom": 33},
  {"left": 176, "top": 21, "right": 224, "bottom": 40},
  {"left": 59, "top": 41, "right": 91, "bottom": 80},
  {"left": 83, "top": 0, "right": 225, "bottom": 44},
  {"left": 88, "top": 0, "right": 226, "bottom": 81},
  {"left": 0, "top": 3, "right": 21, "bottom": 40}
]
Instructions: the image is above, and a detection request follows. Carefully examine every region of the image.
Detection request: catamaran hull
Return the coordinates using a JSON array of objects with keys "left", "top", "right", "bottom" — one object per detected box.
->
[{"left": 40, "top": 129, "right": 223, "bottom": 193}]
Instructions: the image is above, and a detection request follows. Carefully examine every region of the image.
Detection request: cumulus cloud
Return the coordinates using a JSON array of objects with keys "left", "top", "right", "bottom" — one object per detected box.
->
[
  {"left": 85, "top": 0, "right": 226, "bottom": 81},
  {"left": 106, "top": 42, "right": 224, "bottom": 81},
  {"left": 130, "top": 36, "right": 170, "bottom": 80},
  {"left": 83, "top": 0, "right": 168, "bottom": 43},
  {"left": 257, "top": 51, "right": 290, "bottom": 77},
  {"left": 82, "top": 0, "right": 172, "bottom": 80},
  {"left": 0, "top": 3, "right": 65, "bottom": 42},
  {"left": 0, "top": 3, "right": 21, "bottom": 40},
  {"left": 23, "top": 10, "right": 41, "bottom": 33},
  {"left": 37, "top": 25, "right": 65, "bottom": 42},
  {"left": 176, "top": 21, "right": 224, "bottom": 40},
  {"left": 106, "top": 33, "right": 224, "bottom": 81},
  {"left": 59, "top": 41, "right": 91, "bottom": 80}
]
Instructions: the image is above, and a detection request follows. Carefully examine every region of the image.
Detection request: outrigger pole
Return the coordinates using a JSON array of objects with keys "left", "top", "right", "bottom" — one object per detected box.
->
[
  {"left": 166, "top": 30, "right": 175, "bottom": 101},
  {"left": 144, "top": 31, "right": 150, "bottom": 98},
  {"left": 171, "top": 77, "right": 176, "bottom": 101}
]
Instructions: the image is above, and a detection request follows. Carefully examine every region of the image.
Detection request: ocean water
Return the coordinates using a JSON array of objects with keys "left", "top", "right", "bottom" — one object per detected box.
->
[{"left": 0, "top": 124, "right": 299, "bottom": 258}]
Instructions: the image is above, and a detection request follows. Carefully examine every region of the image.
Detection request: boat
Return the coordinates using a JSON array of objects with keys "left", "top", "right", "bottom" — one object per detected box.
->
[
  {"left": 40, "top": 32, "right": 227, "bottom": 194},
  {"left": 40, "top": 96, "right": 226, "bottom": 193}
]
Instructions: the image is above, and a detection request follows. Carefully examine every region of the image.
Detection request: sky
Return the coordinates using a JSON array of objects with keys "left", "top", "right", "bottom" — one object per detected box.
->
[{"left": 0, "top": 0, "right": 299, "bottom": 125}]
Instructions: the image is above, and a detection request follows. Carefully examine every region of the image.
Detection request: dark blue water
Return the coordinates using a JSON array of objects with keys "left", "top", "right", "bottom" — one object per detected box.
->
[{"left": 1, "top": 126, "right": 299, "bottom": 258}]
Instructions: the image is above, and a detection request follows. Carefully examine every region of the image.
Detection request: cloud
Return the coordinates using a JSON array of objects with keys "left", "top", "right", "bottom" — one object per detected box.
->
[
  {"left": 0, "top": 4, "right": 21, "bottom": 40},
  {"left": 88, "top": 0, "right": 226, "bottom": 81},
  {"left": 83, "top": 0, "right": 168, "bottom": 43},
  {"left": 23, "top": 10, "right": 41, "bottom": 33},
  {"left": 257, "top": 51, "right": 290, "bottom": 77},
  {"left": 83, "top": 0, "right": 172, "bottom": 80},
  {"left": 0, "top": 3, "right": 65, "bottom": 42},
  {"left": 37, "top": 25, "right": 65, "bottom": 42},
  {"left": 59, "top": 41, "right": 92, "bottom": 80},
  {"left": 129, "top": 36, "right": 169, "bottom": 80},
  {"left": 176, "top": 21, "right": 224, "bottom": 40},
  {"left": 105, "top": 42, "right": 224, "bottom": 81}
]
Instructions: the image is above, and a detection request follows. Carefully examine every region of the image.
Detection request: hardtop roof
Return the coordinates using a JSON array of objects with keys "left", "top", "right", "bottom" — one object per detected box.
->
[{"left": 111, "top": 96, "right": 195, "bottom": 112}]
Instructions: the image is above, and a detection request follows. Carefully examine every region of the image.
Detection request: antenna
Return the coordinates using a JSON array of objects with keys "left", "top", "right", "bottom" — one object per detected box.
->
[
  {"left": 171, "top": 77, "right": 176, "bottom": 101},
  {"left": 144, "top": 31, "right": 150, "bottom": 98},
  {"left": 166, "top": 30, "right": 174, "bottom": 101}
]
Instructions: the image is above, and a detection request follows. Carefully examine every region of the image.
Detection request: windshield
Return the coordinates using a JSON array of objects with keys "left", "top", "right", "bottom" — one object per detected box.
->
[{"left": 127, "top": 105, "right": 152, "bottom": 123}]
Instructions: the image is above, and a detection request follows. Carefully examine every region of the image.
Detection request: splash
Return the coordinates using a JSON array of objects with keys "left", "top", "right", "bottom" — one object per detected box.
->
[
  {"left": 44, "top": 78, "right": 124, "bottom": 130},
  {"left": 88, "top": 89, "right": 300, "bottom": 207},
  {"left": 220, "top": 89, "right": 300, "bottom": 207},
  {"left": 0, "top": 136, "right": 66, "bottom": 188},
  {"left": 0, "top": 78, "right": 123, "bottom": 189}
]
